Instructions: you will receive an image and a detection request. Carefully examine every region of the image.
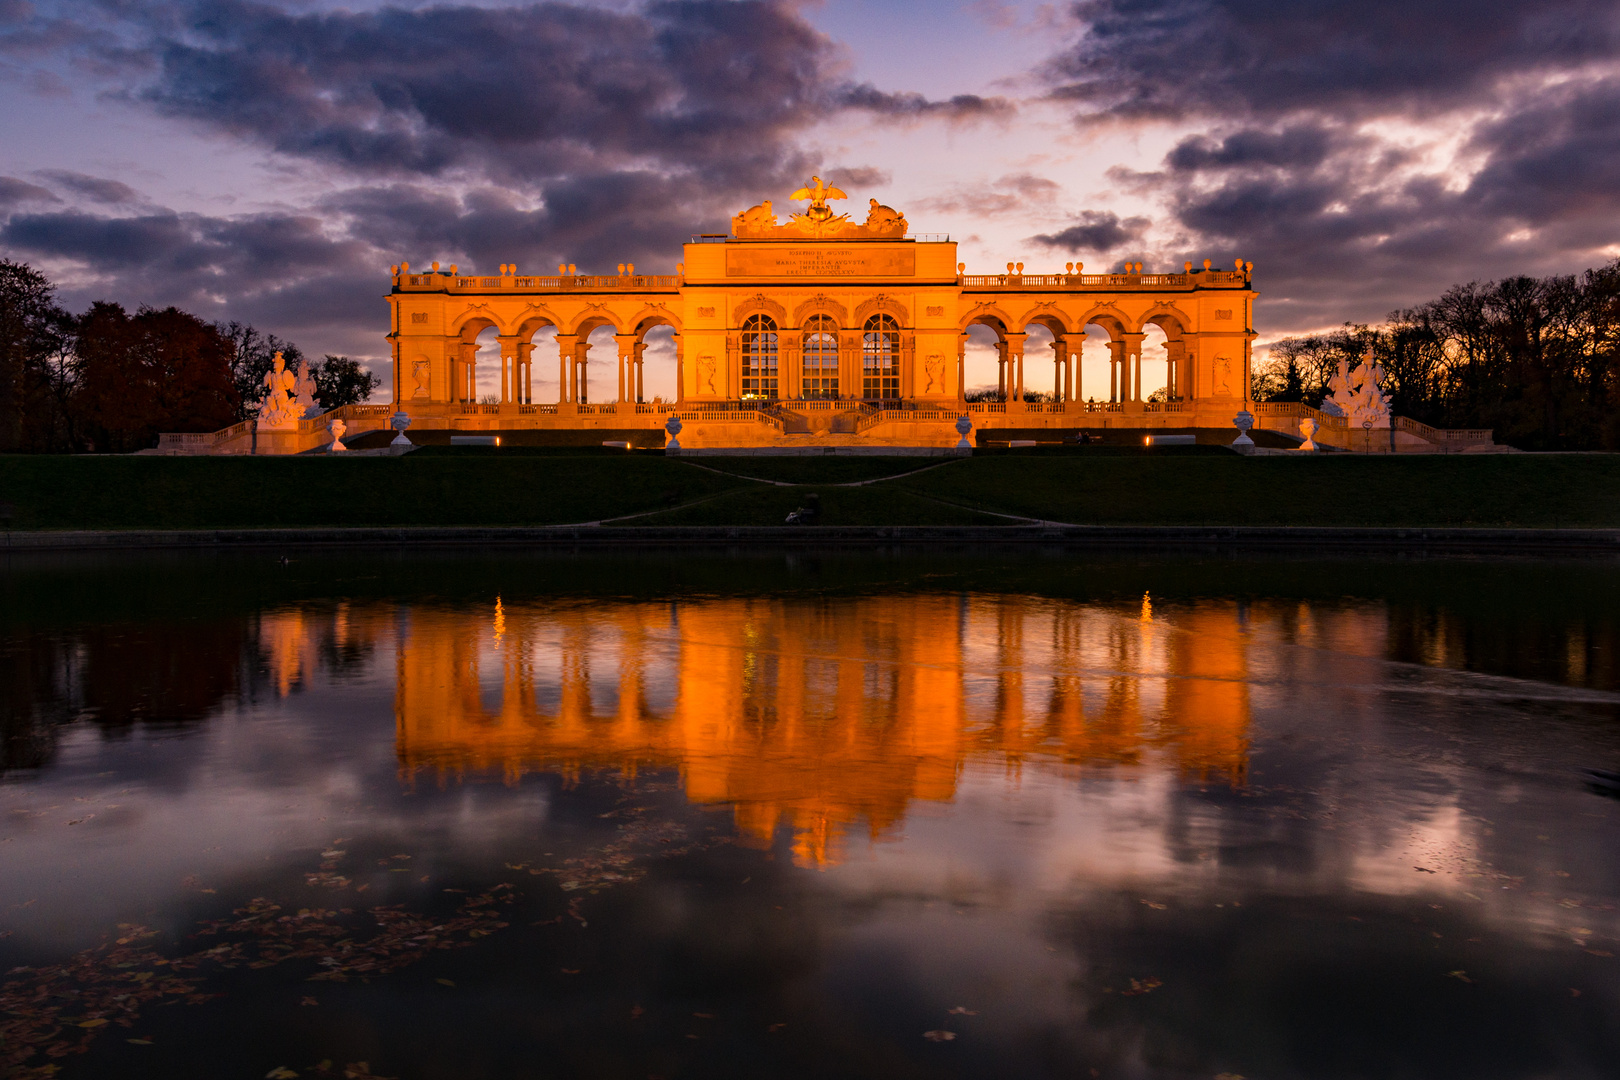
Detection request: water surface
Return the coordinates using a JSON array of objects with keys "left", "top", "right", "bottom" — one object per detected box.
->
[{"left": 2, "top": 549, "right": 1618, "bottom": 1079}]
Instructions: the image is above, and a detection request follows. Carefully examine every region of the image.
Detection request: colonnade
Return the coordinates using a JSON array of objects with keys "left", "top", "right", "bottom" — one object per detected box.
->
[
  {"left": 959, "top": 327, "right": 1191, "bottom": 405},
  {"left": 456, "top": 330, "right": 675, "bottom": 406}
]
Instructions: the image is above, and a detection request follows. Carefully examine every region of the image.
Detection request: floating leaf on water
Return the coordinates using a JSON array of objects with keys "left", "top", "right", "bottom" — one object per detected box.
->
[
  {"left": 301, "top": 996, "right": 319, "bottom": 1006},
  {"left": 127, "top": 1038, "right": 153, "bottom": 1045},
  {"left": 948, "top": 1007, "right": 976, "bottom": 1015},
  {"left": 767, "top": 1023, "right": 786, "bottom": 1032},
  {"left": 923, "top": 1030, "right": 956, "bottom": 1041},
  {"left": 266, "top": 1068, "right": 300, "bottom": 1079},
  {"left": 1446, "top": 970, "right": 1474, "bottom": 983},
  {"left": 435, "top": 979, "right": 456, "bottom": 987},
  {"left": 1140, "top": 900, "right": 1167, "bottom": 910},
  {"left": 77, "top": 1018, "right": 108, "bottom": 1028}
]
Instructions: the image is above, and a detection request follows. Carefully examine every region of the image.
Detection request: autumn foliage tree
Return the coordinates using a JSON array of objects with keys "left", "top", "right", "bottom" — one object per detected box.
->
[
  {"left": 0, "top": 260, "right": 378, "bottom": 451},
  {"left": 73, "top": 303, "right": 239, "bottom": 453}
]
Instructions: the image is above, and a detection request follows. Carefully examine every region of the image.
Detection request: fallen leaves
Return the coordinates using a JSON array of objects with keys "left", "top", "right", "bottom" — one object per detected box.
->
[
  {"left": 1121, "top": 977, "right": 1163, "bottom": 997},
  {"left": 922, "top": 1030, "right": 956, "bottom": 1042},
  {"left": 1446, "top": 970, "right": 1474, "bottom": 983}
]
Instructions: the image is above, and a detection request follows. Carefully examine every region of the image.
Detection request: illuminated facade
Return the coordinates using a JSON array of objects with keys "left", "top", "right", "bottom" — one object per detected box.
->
[{"left": 373, "top": 182, "right": 1258, "bottom": 448}]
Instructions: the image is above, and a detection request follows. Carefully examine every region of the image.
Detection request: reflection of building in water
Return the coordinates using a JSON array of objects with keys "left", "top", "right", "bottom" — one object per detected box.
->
[{"left": 394, "top": 595, "right": 1254, "bottom": 865}]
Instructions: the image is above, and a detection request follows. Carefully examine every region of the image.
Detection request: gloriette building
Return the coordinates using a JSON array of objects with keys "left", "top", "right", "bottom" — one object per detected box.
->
[{"left": 374, "top": 179, "right": 1258, "bottom": 449}]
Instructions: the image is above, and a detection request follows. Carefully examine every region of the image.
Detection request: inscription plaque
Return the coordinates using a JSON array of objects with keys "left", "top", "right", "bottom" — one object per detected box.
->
[{"left": 726, "top": 246, "right": 916, "bottom": 277}]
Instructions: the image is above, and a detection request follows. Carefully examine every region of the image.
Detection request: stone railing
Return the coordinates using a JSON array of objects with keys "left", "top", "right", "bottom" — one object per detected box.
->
[
  {"left": 1252, "top": 401, "right": 1349, "bottom": 431},
  {"left": 400, "top": 273, "right": 681, "bottom": 291},
  {"left": 1394, "top": 416, "right": 1495, "bottom": 445},
  {"left": 960, "top": 271, "right": 1247, "bottom": 288}
]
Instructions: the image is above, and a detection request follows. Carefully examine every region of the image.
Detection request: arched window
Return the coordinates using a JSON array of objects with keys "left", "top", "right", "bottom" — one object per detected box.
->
[
  {"left": 862, "top": 314, "right": 900, "bottom": 400},
  {"left": 741, "top": 314, "right": 778, "bottom": 399},
  {"left": 802, "top": 315, "right": 839, "bottom": 399}
]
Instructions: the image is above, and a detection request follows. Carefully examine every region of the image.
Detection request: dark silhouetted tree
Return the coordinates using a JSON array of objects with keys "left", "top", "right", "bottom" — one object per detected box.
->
[{"left": 314, "top": 355, "right": 380, "bottom": 408}]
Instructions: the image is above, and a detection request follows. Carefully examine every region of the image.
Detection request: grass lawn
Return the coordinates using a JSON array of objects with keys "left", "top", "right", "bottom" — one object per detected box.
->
[
  {"left": 891, "top": 452, "right": 1620, "bottom": 527},
  {"left": 629, "top": 483, "right": 1003, "bottom": 526},
  {"left": 1, "top": 449, "right": 1617, "bottom": 530},
  {"left": 0, "top": 453, "right": 747, "bottom": 530}
]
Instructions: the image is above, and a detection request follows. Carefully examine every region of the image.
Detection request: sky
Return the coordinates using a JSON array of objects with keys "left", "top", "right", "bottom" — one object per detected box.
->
[{"left": 2, "top": 0, "right": 1619, "bottom": 403}]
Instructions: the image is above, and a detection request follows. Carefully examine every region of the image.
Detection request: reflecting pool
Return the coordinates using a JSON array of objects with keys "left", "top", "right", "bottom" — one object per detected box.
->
[{"left": 2, "top": 549, "right": 1619, "bottom": 1079}]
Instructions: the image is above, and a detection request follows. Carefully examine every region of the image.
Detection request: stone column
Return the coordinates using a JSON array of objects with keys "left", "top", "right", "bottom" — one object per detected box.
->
[
  {"left": 555, "top": 334, "right": 577, "bottom": 404},
  {"left": 1121, "top": 332, "right": 1146, "bottom": 404},
  {"left": 575, "top": 339, "right": 591, "bottom": 404},
  {"left": 1005, "top": 332, "right": 1027, "bottom": 410},
  {"left": 1107, "top": 340, "right": 1124, "bottom": 402},
  {"left": 497, "top": 336, "right": 521, "bottom": 404},
  {"left": 615, "top": 334, "right": 636, "bottom": 405},
  {"left": 1051, "top": 337, "right": 1066, "bottom": 402},
  {"left": 842, "top": 330, "right": 862, "bottom": 400},
  {"left": 1243, "top": 333, "right": 1255, "bottom": 404},
  {"left": 957, "top": 333, "right": 969, "bottom": 404},
  {"left": 674, "top": 334, "right": 685, "bottom": 404},
  {"left": 458, "top": 341, "right": 478, "bottom": 403},
  {"left": 1165, "top": 339, "right": 1186, "bottom": 400},
  {"left": 995, "top": 339, "right": 1007, "bottom": 397},
  {"left": 517, "top": 342, "right": 534, "bottom": 404}
]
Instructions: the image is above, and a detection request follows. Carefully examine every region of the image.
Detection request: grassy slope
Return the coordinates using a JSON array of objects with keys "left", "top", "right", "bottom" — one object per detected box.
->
[
  {"left": 0, "top": 455, "right": 747, "bottom": 529},
  {"left": 893, "top": 454, "right": 1620, "bottom": 527},
  {"left": 2, "top": 451, "right": 1618, "bottom": 530},
  {"left": 629, "top": 484, "right": 1002, "bottom": 526}
]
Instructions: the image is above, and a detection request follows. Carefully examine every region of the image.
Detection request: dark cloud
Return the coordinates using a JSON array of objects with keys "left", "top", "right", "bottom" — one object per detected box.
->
[
  {"left": 1036, "top": 1, "right": 1620, "bottom": 329},
  {"left": 1165, "top": 127, "right": 1341, "bottom": 173},
  {"left": 1046, "top": 0, "right": 1620, "bottom": 123},
  {"left": 0, "top": 202, "right": 383, "bottom": 358},
  {"left": 35, "top": 170, "right": 140, "bottom": 204},
  {"left": 1031, "top": 210, "right": 1150, "bottom": 252},
  {"left": 837, "top": 85, "right": 1014, "bottom": 122},
  {"left": 0, "top": 176, "right": 59, "bottom": 207}
]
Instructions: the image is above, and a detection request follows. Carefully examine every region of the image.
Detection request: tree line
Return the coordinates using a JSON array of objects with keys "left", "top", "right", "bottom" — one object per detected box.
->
[
  {"left": 0, "top": 259, "right": 379, "bottom": 453},
  {"left": 1255, "top": 259, "right": 1620, "bottom": 449}
]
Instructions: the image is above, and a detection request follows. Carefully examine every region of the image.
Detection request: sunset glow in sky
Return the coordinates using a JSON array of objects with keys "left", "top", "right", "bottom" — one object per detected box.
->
[{"left": 3, "top": 0, "right": 1618, "bottom": 401}]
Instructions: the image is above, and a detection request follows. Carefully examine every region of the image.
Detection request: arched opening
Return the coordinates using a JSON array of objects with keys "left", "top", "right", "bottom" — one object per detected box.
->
[
  {"left": 801, "top": 315, "right": 839, "bottom": 399},
  {"left": 638, "top": 324, "right": 677, "bottom": 403},
  {"left": 525, "top": 324, "right": 558, "bottom": 404},
  {"left": 1141, "top": 313, "right": 1189, "bottom": 403},
  {"left": 471, "top": 326, "right": 500, "bottom": 402},
  {"left": 861, "top": 314, "right": 900, "bottom": 400},
  {"left": 1077, "top": 318, "right": 1127, "bottom": 405},
  {"left": 963, "top": 319, "right": 1005, "bottom": 400},
  {"left": 450, "top": 319, "right": 497, "bottom": 404},
  {"left": 1141, "top": 324, "right": 1170, "bottom": 402},
  {"left": 1018, "top": 321, "right": 1062, "bottom": 403},
  {"left": 583, "top": 325, "right": 618, "bottom": 403},
  {"left": 741, "top": 314, "right": 779, "bottom": 399}
]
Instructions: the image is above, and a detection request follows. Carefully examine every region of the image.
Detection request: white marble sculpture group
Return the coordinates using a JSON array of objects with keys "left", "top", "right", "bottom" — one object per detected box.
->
[{"left": 1320, "top": 348, "right": 1390, "bottom": 428}]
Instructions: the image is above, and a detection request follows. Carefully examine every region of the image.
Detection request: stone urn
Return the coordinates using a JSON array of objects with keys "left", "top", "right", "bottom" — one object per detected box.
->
[
  {"left": 328, "top": 418, "right": 347, "bottom": 452},
  {"left": 665, "top": 414, "right": 683, "bottom": 452},
  {"left": 389, "top": 411, "right": 412, "bottom": 447},
  {"left": 955, "top": 414, "right": 973, "bottom": 449},
  {"left": 1232, "top": 409, "right": 1255, "bottom": 448},
  {"left": 1298, "top": 417, "right": 1319, "bottom": 451}
]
